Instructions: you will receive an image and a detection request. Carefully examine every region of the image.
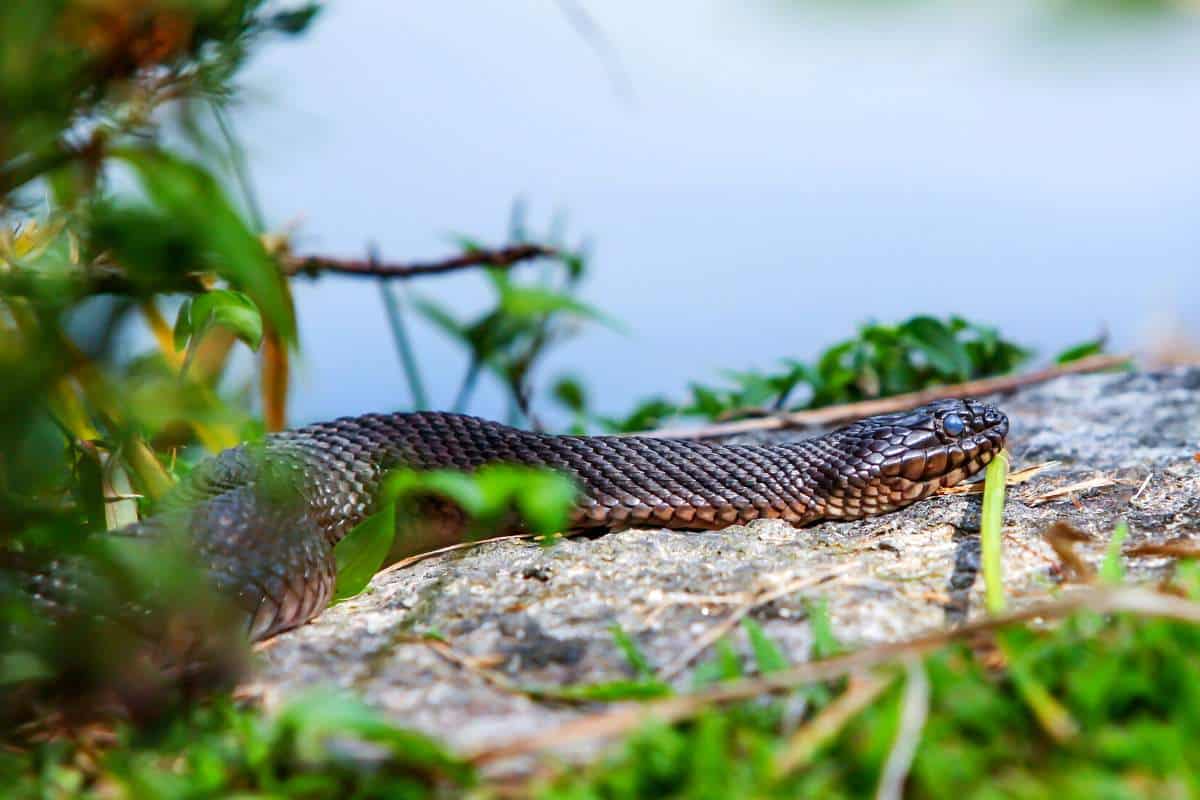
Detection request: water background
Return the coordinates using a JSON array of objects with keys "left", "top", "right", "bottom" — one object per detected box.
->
[{"left": 234, "top": 1, "right": 1200, "bottom": 425}]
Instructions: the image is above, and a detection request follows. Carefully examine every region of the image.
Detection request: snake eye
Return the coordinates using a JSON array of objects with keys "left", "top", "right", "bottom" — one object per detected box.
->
[{"left": 942, "top": 413, "right": 966, "bottom": 436}]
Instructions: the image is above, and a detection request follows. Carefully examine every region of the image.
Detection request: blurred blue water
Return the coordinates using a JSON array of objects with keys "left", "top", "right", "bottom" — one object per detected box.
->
[{"left": 237, "top": 1, "right": 1200, "bottom": 425}]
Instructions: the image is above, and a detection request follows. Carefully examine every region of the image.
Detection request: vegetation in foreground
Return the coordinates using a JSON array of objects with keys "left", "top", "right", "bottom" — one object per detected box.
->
[{"left": 10, "top": 569, "right": 1200, "bottom": 798}]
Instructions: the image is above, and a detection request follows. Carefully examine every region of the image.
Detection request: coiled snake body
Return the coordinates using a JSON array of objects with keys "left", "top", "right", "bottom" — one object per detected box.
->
[{"left": 128, "top": 398, "right": 1007, "bottom": 640}]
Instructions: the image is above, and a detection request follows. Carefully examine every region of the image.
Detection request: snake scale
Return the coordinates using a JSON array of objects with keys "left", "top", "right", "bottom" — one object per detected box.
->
[{"left": 118, "top": 398, "right": 1007, "bottom": 640}]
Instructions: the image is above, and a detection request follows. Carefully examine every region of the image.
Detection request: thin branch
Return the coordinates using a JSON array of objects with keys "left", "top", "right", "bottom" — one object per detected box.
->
[
  {"left": 640, "top": 354, "right": 1131, "bottom": 439},
  {"left": 286, "top": 244, "right": 559, "bottom": 280},
  {"left": 0, "top": 244, "right": 559, "bottom": 299}
]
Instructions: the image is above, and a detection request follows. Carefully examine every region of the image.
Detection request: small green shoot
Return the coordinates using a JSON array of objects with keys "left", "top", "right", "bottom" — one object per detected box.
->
[
  {"left": 611, "top": 624, "right": 655, "bottom": 679},
  {"left": 1099, "top": 520, "right": 1130, "bottom": 584},
  {"left": 981, "top": 448, "right": 1011, "bottom": 615},
  {"left": 692, "top": 640, "right": 745, "bottom": 688},
  {"left": 806, "top": 598, "right": 844, "bottom": 659},
  {"left": 742, "top": 618, "right": 789, "bottom": 674}
]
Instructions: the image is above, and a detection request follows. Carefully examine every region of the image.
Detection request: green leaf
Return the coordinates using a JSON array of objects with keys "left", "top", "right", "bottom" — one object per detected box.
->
[
  {"left": 691, "top": 640, "right": 743, "bottom": 687},
  {"left": 1055, "top": 337, "right": 1106, "bottom": 364},
  {"left": 377, "top": 466, "right": 577, "bottom": 540},
  {"left": 188, "top": 289, "right": 264, "bottom": 351},
  {"left": 332, "top": 504, "right": 397, "bottom": 602},
  {"left": 266, "top": 4, "right": 322, "bottom": 34},
  {"left": 499, "top": 285, "right": 620, "bottom": 330},
  {"left": 981, "top": 449, "right": 1011, "bottom": 615},
  {"left": 112, "top": 149, "right": 295, "bottom": 343},
  {"left": 513, "top": 470, "right": 579, "bottom": 535},
  {"left": 602, "top": 398, "right": 678, "bottom": 433},
  {"left": 741, "top": 618, "right": 788, "bottom": 674},
  {"left": 0, "top": 651, "right": 51, "bottom": 685},
  {"left": 899, "top": 315, "right": 973, "bottom": 379},
  {"left": 552, "top": 375, "right": 588, "bottom": 414},
  {"left": 173, "top": 298, "right": 193, "bottom": 352},
  {"left": 411, "top": 297, "right": 468, "bottom": 342}
]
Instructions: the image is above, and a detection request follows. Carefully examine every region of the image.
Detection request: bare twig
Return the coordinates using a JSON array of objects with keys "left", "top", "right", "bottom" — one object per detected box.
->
[
  {"left": 286, "top": 244, "right": 559, "bottom": 280},
  {"left": 641, "top": 354, "right": 1131, "bottom": 439},
  {"left": 1, "top": 244, "right": 559, "bottom": 299}
]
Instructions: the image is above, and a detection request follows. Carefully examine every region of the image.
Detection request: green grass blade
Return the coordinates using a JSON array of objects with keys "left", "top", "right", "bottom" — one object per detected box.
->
[
  {"left": 981, "top": 448, "right": 1010, "bottom": 615},
  {"left": 1100, "top": 520, "right": 1130, "bottom": 584}
]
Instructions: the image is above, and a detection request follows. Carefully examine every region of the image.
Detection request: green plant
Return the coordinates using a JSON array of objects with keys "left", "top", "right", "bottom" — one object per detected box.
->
[{"left": 571, "top": 315, "right": 1104, "bottom": 432}]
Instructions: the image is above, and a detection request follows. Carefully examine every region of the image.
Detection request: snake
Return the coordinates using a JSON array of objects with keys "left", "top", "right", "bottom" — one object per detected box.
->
[{"left": 118, "top": 397, "right": 1007, "bottom": 641}]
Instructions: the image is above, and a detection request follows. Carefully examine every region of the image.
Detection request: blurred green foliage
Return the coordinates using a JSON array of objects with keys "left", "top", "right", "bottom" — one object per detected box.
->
[
  {"left": 333, "top": 465, "right": 579, "bottom": 601},
  {"left": 1, "top": 689, "right": 471, "bottom": 798},
  {"left": 1, "top": 0, "right": 324, "bottom": 731},
  {"left": 0, "top": 0, "right": 592, "bottom": 732},
  {"left": 577, "top": 315, "right": 1101, "bottom": 433},
  {"left": 542, "top": 604, "right": 1200, "bottom": 799},
  {"left": 12, "top": 579, "right": 1200, "bottom": 798}
]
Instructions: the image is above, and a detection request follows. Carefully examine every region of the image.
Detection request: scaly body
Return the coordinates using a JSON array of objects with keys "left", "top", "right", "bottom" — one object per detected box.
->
[{"left": 127, "top": 398, "right": 1008, "bottom": 639}]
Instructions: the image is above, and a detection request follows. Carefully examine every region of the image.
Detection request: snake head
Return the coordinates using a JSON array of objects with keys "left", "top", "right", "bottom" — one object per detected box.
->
[{"left": 820, "top": 398, "right": 1009, "bottom": 519}]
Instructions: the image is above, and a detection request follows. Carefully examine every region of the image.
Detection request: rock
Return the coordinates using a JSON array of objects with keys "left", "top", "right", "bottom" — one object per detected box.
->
[{"left": 247, "top": 367, "right": 1200, "bottom": 762}]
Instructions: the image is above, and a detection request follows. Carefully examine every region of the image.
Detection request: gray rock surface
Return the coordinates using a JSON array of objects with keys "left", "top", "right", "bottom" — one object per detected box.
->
[{"left": 246, "top": 368, "right": 1200, "bottom": 760}]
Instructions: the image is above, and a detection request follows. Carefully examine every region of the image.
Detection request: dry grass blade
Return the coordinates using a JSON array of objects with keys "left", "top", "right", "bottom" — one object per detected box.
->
[
  {"left": 875, "top": 657, "right": 930, "bottom": 800},
  {"left": 1027, "top": 476, "right": 1118, "bottom": 507},
  {"left": 468, "top": 586, "right": 1200, "bottom": 766},
  {"left": 643, "top": 354, "right": 1130, "bottom": 439},
  {"left": 1130, "top": 472, "right": 1155, "bottom": 504},
  {"left": 938, "top": 461, "right": 1059, "bottom": 495},
  {"left": 375, "top": 532, "right": 579, "bottom": 577},
  {"left": 1042, "top": 522, "right": 1095, "bottom": 582},
  {"left": 1125, "top": 541, "right": 1200, "bottom": 559},
  {"left": 773, "top": 671, "right": 894, "bottom": 778}
]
